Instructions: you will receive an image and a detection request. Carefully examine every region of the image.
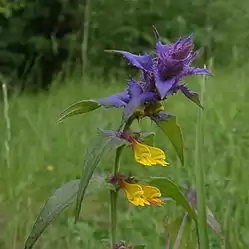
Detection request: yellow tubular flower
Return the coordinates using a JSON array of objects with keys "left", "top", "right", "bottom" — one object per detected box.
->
[
  {"left": 131, "top": 139, "right": 169, "bottom": 166},
  {"left": 119, "top": 179, "right": 164, "bottom": 207},
  {"left": 140, "top": 184, "right": 164, "bottom": 206}
]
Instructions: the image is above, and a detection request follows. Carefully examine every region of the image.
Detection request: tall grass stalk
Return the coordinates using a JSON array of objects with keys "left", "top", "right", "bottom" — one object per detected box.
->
[
  {"left": 1, "top": 75, "right": 11, "bottom": 168},
  {"left": 195, "top": 65, "right": 209, "bottom": 249},
  {"left": 173, "top": 213, "right": 188, "bottom": 249}
]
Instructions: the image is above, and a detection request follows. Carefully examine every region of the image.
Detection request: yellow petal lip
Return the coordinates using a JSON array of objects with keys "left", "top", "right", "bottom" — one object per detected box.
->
[
  {"left": 140, "top": 184, "right": 164, "bottom": 206},
  {"left": 132, "top": 139, "right": 169, "bottom": 166},
  {"left": 119, "top": 179, "right": 164, "bottom": 207}
]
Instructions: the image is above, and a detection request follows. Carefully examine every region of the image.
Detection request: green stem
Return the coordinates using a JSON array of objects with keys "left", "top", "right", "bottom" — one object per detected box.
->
[
  {"left": 195, "top": 71, "right": 209, "bottom": 249},
  {"left": 110, "top": 116, "right": 132, "bottom": 249},
  {"left": 110, "top": 147, "right": 123, "bottom": 249},
  {"left": 110, "top": 190, "right": 117, "bottom": 249},
  {"left": 122, "top": 116, "right": 134, "bottom": 132},
  {"left": 110, "top": 118, "right": 134, "bottom": 249}
]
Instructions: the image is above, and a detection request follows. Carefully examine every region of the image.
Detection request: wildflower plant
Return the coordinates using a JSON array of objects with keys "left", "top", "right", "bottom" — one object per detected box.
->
[{"left": 24, "top": 27, "right": 222, "bottom": 249}]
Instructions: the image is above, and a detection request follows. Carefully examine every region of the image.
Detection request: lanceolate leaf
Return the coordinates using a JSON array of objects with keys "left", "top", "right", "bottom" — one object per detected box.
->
[
  {"left": 149, "top": 177, "right": 196, "bottom": 219},
  {"left": 57, "top": 100, "right": 100, "bottom": 123},
  {"left": 24, "top": 180, "right": 79, "bottom": 249},
  {"left": 154, "top": 116, "right": 184, "bottom": 165},
  {"left": 24, "top": 175, "right": 107, "bottom": 249},
  {"left": 74, "top": 134, "right": 126, "bottom": 223}
]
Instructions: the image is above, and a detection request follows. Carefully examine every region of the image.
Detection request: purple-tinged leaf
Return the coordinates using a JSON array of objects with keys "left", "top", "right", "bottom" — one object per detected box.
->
[{"left": 180, "top": 85, "right": 203, "bottom": 109}]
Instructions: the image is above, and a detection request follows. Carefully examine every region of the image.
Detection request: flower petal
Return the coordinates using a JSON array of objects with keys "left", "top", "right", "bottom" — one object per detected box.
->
[
  {"left": 171, "top": 35, "right": 194, "bottom": 60},
  {"left": 185, "top": 48, "right": 202, "bottom": 65},
  {"left": 140, "top": 185, "right": 161, "bottom": 198},
  {"left": 119, "top": 180, "right": 149, "bottom": 206},
  {"left": 153, "top": 26, "right": 171, "bottom": 58},
  {"left": 123, "top": 92, "right": 157, "bottom": 121},
  {"left": 184, "top": 67, "right": 211, "bottom": 76},
  {"left": 127, "top": 80, "right": 143, "bottom": 98},
  {"left": 154, "top": 73, "right": 177, "bottom": 99},
  {"left": 133, "top": 142, "right": 152, "bottom": 166},
  {"left": 143, "top": 71, "right": 154, "bottom": 92},
  {"left": 147, "top": 145, "right": 168, "bottom": 166},
  {"left": 108, "top": 50, "right": 153, "bottom": 72},
  {"left": 140, "top": 184, "right": 164, "bottom": 206},
  {"left": 132, "top": 140, "right": 168, "bottom": 166},
  {"left": 96, "top": 91, "right": 130, "bottom": 108}
]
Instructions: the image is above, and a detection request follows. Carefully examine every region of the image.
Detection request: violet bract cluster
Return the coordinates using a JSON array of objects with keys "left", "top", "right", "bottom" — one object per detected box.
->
[{"left": 96, "top": 27, "right": 211, "bottom": 123}]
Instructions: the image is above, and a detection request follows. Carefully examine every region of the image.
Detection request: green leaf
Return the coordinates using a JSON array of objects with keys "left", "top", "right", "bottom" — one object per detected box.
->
[
  {"left": 133, "top": 245, "right": 146, "bottom": 249},
  {"left": 74, "top": 134, "right": 121, "bottom": 223},
  {"left": 24, "top": 175, "right": 109, "bottom": 249},
  {"left": 57, "top": 100, "right": 100, "bottom": 123},
  {"left": 149, "top": 177, "right": 196, "bottom": 219},
  {"left": 24, "top": 180, "right": 80, "bottom": 249},
  {"left": 155, "top": 116, "right": 184, "bottom": 165}
]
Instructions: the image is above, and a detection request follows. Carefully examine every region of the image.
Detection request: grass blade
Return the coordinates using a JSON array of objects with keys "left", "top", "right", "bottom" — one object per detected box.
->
[{"left": 195, "top": 66, "right": 209, "bottom": 249}]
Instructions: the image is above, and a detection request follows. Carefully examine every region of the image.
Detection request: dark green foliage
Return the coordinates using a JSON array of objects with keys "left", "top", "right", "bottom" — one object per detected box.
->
[
  {"left": 0, "top": 0, "right": 84, "bottom": 89},
  {"left": 1, "top": 0, "right": 249, "bottom": 89}
]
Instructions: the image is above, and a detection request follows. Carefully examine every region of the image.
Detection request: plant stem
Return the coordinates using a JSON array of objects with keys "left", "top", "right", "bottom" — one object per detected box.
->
[
  {"left": 110, "top": 145, "right": 124, "bottom": 249},
  {"left": 195, "top": 69, "right": 209, "bottom": 249},
  {"left": 110, "top": 190, "right": 117, "bottom": 249},
  {"left": 110, "top": 118, "right": 133, "bottom": 249}
]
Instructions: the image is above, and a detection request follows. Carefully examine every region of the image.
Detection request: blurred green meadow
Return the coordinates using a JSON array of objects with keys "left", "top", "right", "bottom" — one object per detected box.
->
[{"left": 1, "top": 66, "right": 249, "bottom": 249}]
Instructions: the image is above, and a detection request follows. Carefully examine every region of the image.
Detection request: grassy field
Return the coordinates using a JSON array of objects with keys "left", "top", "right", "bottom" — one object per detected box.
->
[{"left": 0, "top": 67, "right": 249, "bottom": 249}]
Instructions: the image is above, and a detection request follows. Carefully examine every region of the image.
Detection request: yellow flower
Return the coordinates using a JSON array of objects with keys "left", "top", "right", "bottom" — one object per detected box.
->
[
  {"left": 46, "top": 165, "right": 56, "bottom": 172},
  {"left": 131, "top": 139, "right": 169, "bottom": 166},
  {"left": 119, "top": 179, "right": 164, "bottom": 207}
]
